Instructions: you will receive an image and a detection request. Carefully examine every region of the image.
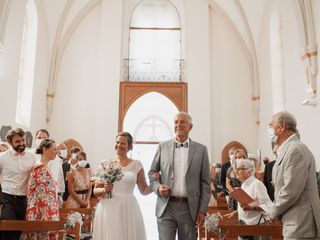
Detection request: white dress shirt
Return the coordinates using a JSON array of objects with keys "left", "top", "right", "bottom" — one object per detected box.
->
[
  {"left": 238, "top": 175, "right": 272, "bottom": 225},
  {"left": 171, "top": 139, "right": 189, "bottom": 197},
  {"left": 0, "top": 148, "right": 36, "bottom": 196},
  {"left": 48, "top": 156, "right": 65, "bottom": 193}
]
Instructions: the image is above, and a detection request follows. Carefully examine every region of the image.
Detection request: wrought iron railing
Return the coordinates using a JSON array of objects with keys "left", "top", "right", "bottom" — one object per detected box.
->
[{"left": 123, "top": 58, "right": 185, "bottom": 82}]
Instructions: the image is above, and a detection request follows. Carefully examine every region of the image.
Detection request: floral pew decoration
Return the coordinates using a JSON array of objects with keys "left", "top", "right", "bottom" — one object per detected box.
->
[
  {"left": 64, "top": 211, "right": 83, "bottom": 229},
  {"left": 205, "top": 212, "right": 228, "bottom": 240}
]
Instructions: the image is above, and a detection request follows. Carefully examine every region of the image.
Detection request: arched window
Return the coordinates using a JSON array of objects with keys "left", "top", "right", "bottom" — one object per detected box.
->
[
  {"left": 123, "top": 91, "right": 178, "bottom": 142},
  {"left": 128, "top": 0, "right": 182, "bottom": 82},
  {"left": 270, "top": 9, "right": 285, "bottom": 112},
  {"left": 15, "top": 0, "right": 38, "bottom": 127}
]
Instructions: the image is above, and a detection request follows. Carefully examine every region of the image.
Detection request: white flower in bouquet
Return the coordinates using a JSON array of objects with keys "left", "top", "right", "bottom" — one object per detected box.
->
[
  {"left": 96, "top": 160, "right": 124, "bottom": 184},
  {"left": 205, "top": 212, "right": 223, "bottom": 233},
  {"left": 64, "top": 211, "right": 83, "bottom": 229}
]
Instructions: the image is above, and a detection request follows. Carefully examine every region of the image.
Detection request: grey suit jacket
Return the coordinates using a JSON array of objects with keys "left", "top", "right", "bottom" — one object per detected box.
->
[
  {"left": 270, "top": 135, "right": 320, "bottom": 238},
  {"left": 148, "top": 139, "right": 211, "bottom": 221}
]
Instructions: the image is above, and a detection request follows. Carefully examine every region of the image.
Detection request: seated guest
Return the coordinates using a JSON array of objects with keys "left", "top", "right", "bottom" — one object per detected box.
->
[
  {"left": 64, "top": 160, "right": 92, "bottom": 208},
  {"left": 225, "top": 159, "right": 272, "bottom": 240},
  {"left": 226, "top": 149, "right": 247, "bottom": 210},
  {"left": 24, "top": 139, "right": 59, "bottom": 240},
  {"left": 62, "top": 146, "right": 81, "bottom": 201},
  {"left": 0, "top": 128, "right": 36, "bottom": 240}
]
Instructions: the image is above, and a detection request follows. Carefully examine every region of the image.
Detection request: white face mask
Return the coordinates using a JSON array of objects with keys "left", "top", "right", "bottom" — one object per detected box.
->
[
  {"left": 267, "top": 127, "right": 278, "bottom": 143},
  {"left": 77, "top": 160, "right": 88, "bottom": 168},
  {"left": 71, "top": 153, "right": 77, "bottom": 160},
  {"left": 229, "top": 154, "right": 235, "bottom": 161},
  {"left": 35, "top": 139, "right": 44, "bottom": 148},
  {"left": 59, "top": 149, "right": 68, "bottom": 159}
]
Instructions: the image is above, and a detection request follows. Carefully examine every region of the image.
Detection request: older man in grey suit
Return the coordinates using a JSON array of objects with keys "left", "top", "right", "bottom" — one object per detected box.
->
[
  {"left": 148, "top": 112, "right": 211, "bottom": 240},
  {"left": 268, "top": 111, "right": 320, "bottom": 240}
]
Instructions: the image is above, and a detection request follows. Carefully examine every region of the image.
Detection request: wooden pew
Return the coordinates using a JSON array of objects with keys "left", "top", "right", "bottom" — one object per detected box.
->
[
  {"left": 198, "top": 209, "right": 283, "bottom": 240},
  {"left": 0, "top": 220, "right": 81, "bottom": 240}
]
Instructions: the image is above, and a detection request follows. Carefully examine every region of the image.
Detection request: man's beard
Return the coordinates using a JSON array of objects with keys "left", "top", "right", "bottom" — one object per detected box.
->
[{"left": 13, "top": 145, "right": 26, "bottom": 153}]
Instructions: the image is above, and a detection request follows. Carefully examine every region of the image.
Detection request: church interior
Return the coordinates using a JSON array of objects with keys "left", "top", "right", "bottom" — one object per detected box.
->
[{"left": 1, "top": 0, "right": 320, "bottom": 239}]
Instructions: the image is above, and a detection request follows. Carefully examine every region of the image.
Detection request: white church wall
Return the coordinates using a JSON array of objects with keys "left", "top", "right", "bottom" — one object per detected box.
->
[
  {"left": 209, "top": 8, "right": 258, "bottom": 164},
  {"left": 255, "top": 2, "right": 274, "bottom": 161},
  {"left": 0, "top": 0, "right": 52, "bottom": 140},
  {"left": 257, "top": 0, "right": 320, "bottom": 170},
  {"left": 91, "top": 0, "right": 124, "bottom": 169},
  {"left": 47, "top": 4, "right": 103, "bottom": 168},
  {"left": 280, "top": 1, "right": 320, "bottom": 171},
  {"left": 29, "top": 0, "right": 51, "bottom": 135},
  {"left": 184, "top": 0, "right": 213, "bottom": 160},
  {"left": 0, "top": 0, "right": 26, "bottom": 128}
]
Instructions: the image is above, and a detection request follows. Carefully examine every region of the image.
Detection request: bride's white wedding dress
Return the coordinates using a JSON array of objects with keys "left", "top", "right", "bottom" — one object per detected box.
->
[{"left": 92, "top": 160, "right": 147, "bottom": 240}]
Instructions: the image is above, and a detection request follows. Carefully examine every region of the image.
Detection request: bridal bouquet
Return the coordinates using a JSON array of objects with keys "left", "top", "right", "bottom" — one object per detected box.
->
[{"left": 96, "top": 160, "right": 124, "bottom": 198}]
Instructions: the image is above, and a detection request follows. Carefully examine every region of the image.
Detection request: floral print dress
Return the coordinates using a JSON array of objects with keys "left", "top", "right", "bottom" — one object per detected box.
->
[{"left": 25, "top": 163, "right": 59, "bottom": 240}]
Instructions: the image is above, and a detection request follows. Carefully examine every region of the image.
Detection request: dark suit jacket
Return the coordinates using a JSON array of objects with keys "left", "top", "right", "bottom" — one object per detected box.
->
[
  {"left": 62, "top": 162, "right": 70, "bottom": 201},
  {"left": 263, "top": 160, "right": 275, "bottom": 201},
  {"left": 220, "top": 161, "right": 231, "bottom": 195}
]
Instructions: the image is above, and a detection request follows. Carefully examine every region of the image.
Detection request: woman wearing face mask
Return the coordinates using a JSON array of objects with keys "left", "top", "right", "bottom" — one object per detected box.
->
[
  {"left": 64, "top": 153, "right": 92, "bottom": 208},
  {"left": 24, "top": 139, "right": 59, "bottom": 240},
  {"left": 226, "top": 149, "right": 247, "bottom": 210}
]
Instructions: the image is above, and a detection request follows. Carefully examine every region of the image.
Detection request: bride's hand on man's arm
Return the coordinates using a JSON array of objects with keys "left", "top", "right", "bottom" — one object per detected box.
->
[{"left": 150, "top": 172, "right": 160, "bottom": 181}]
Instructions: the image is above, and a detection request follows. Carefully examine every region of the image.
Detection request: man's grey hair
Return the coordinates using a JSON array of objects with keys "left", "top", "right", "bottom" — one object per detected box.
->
[
  {"left": 175, "top": 112, "right": 192, "bottom": 124},
  {"left": 273, "top": 111, "right": 297, "bottom": 132},
  {"left": 236, "top": 159, "right": 255, "bottom": 176}
]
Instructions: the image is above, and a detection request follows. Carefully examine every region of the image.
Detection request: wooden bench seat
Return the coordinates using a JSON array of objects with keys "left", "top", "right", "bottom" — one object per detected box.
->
[
  {"left": 0, "top": 220, "right": 81, "bottom": 240},
  {"left": 198, "top": 209, "right": 283, "bottom": 240}
]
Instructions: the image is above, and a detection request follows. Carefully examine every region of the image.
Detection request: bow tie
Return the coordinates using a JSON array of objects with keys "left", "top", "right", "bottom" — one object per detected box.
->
[
  {"left": 175, "top": 142, "right": 188, "bottom": 148},
  {"left": 15, "top": 152, "right": 26, "bottom": 156}
]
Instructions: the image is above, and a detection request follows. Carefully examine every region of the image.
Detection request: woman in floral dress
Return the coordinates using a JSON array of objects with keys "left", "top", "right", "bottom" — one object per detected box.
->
[{"left": 24, "top": 139, "right": 59, "bottom": 240}]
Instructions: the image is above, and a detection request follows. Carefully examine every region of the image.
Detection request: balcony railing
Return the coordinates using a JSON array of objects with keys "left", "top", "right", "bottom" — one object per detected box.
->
[{"left": 123, "top": 58, "right": 185, "bottom": 82}]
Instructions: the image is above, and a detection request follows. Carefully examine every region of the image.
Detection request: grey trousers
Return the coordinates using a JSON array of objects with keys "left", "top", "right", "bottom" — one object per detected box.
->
[{"left": 157, "top": 201, "right": 197, "bottom": 240}]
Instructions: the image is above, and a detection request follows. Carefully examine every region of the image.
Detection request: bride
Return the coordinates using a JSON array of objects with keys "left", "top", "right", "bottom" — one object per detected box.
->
[{"left": 92, "top": 132, "right": 157, "bottom": 240}]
